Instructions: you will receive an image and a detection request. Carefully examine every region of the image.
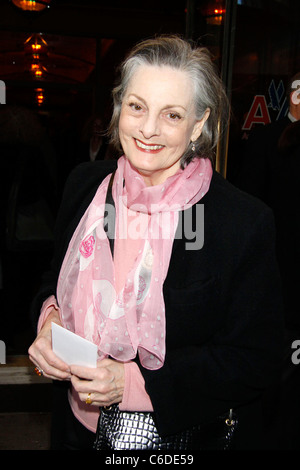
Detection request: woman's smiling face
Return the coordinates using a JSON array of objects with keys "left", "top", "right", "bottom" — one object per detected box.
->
[{"left": 119, "top": 65, "right": 208, "bottom": 186}]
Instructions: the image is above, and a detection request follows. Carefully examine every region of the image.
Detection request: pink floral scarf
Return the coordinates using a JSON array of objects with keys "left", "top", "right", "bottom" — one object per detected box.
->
[{"left": 57, "top": 156, "right": 212, "bottom": 370}]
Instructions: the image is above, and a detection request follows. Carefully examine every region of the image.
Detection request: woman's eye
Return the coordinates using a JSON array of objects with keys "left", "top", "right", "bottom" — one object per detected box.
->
[
  {"left": 167, "top": 112, "right": 181, "bottom": 120},
  {"left": 129, "top": 103, "right": 142, "bottom": 111}
]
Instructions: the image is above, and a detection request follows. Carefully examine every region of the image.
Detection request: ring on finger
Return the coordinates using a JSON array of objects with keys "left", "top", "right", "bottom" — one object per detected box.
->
[
  {"left": 85, "top": 393, "right": 92, "bottom": 405},
  {"left": 34, "top": 366, "right": 43, "bottom": 376}
]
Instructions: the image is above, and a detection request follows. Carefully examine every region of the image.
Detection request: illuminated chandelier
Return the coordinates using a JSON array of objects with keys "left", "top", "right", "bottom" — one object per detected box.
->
[
  {"left": 24, "top": 33, "right": 48, "bottom": 79},
  {"left": 35, "top": 88, "right": 45, "bottom": 106},
  {"left": 24, "top": 32, "right": 48, "bottom": 54},
  {"left": 12, "top": 0, "right": 51, "bottom": 12}
]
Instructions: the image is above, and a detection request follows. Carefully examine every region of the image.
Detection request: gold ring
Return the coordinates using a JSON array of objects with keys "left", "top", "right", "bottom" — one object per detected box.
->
[
  {"left": 34, "top": 366, "right": 43, "bottom": 376},
  {"left": 85, "top": 393, "right": 92, "bottom": 405}
]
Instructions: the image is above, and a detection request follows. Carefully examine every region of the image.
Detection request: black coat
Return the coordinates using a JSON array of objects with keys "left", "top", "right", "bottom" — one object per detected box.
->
[{"left": 31, "top": 159, "right": 284, "bottom": 449}]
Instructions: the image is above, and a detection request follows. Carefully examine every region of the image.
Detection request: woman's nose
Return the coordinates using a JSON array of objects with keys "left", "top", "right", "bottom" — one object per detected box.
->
[{"left": 139, "top": 113, "right": 160, "bottom": 139}]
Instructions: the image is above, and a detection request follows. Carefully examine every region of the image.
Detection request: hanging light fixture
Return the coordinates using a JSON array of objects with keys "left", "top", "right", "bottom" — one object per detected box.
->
[
  {"left": 201, "top": 1, "right": 226, "bottom": 26},
  {"left": 31, "top": 63, "right": 44, "bottom": 79},
  {"left": 35, "top": 88, "right": 45, "bottom": 106},
  {"left": 24, "top": 33, "right": 48, "bottom": 79},
  {"left": 24, "top": 33, "right": 48, "bottom": 55},
  {"left": 12, "top": 0, "right": 51, "bottom": 12}
]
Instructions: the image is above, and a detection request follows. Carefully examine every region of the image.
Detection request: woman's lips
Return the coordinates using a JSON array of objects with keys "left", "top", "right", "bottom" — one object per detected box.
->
[{"left": 134, "top": 138, "right": 164, "bottom": 153}]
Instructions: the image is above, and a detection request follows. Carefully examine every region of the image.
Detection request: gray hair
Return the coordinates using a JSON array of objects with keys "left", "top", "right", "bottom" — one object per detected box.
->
[{"left": 108, "top": 35, "right": 229, "bottom": 166}]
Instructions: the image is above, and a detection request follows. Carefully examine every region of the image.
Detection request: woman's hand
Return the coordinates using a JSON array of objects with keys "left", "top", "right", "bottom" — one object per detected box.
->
[
  {"left": 28, "top": 308, "right": 71, "bottom": 381},
  {"left": 70, "top": 358, "right": 125, "bottom": 408}
]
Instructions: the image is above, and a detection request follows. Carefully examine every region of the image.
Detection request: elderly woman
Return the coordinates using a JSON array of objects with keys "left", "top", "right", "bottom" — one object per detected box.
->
[{"left": 29, "top": 36, "right": 283, "bottom": 451}]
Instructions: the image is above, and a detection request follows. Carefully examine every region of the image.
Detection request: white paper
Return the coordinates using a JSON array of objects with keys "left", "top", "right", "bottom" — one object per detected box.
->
[{"left": 51, "top": 322, "right": 97, "bottom": 368}]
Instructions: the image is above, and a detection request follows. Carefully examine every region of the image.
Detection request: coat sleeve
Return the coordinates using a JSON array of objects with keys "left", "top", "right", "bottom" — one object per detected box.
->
[
  {"left": 30, "top": 161, "right": 117, "bottom": 329},
  {"left": 138, "top": 207, "right": 284, "bottom": 436},
  {"left": 29, "top": 166, "right": 82, "bottom": 328}
]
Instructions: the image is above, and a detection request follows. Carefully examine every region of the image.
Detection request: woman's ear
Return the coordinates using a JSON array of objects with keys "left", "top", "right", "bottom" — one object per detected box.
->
[{"left": 191, "top": 108, "right": 210, "bottom": 142}]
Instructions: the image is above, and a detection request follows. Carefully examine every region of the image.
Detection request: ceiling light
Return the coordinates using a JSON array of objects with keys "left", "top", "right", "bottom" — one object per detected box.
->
[
  {"left": 12, "top": 0, "right": 51, "bottom": 12},
  {"left": 24, "top": 33, "right": 48, "bottom": 54}
]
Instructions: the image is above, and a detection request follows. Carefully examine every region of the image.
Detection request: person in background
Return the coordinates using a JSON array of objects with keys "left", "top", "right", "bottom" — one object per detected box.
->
[
  {"left": 271, "top": 119, "right": 300, "bottom": 331},
  {"left": 28, "top": 36, "right": 284, "bottom": 451},
  {"left": 234, "top": 72, "right": 300, "bottom": 204},
  {"left": 233, "top": 76, "right": 300, "bottom": 449},
  {"left": 234, "top": 73, "right": 300, "bottom": 331},
  {"left": 76, "top": 116, "right": 111, "bottom": 164}
]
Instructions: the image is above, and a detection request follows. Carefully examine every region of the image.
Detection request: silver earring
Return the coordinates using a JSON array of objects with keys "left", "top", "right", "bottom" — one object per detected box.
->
[{"left": 191, "top": 142, "right": 196, "bottom": 152}]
